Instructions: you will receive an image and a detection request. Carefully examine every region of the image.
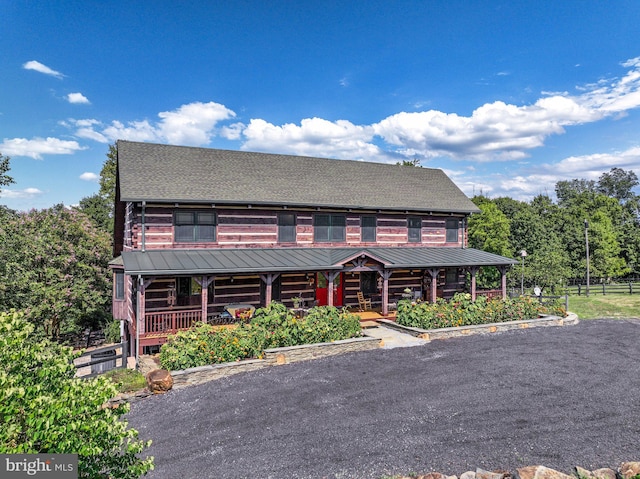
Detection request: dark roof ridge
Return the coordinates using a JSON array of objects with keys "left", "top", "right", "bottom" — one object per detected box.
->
[{"left": 116, "top": 139, "right": 444, "bottom": 172}]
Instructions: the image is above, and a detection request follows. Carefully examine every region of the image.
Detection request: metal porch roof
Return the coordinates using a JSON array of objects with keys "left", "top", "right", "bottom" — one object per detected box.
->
[{"left": 120, "top": 247, "right": 517, "bottom": 276}]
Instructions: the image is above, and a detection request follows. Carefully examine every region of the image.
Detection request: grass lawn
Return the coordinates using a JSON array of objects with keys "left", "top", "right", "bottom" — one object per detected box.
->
[
  {"left": 102, "top": 368, "right": 147, "bottom": 393},
  {"left": 567, "top": 293, "right": 640, "bottom": 319}
]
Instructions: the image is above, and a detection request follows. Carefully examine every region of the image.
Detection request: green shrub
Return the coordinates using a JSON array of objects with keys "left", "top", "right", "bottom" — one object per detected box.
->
[
  {"left": 397, "top": 292, "right": 563, "bottom": 330},
  {"left": 103, "top": 317, "right": 121, "bottom": 344},
  {"left": 0, "top": 310, "right": 153, "bottom": 478},
  {"left": 159, "top": 302, "right": 362, "bottom": 370}
]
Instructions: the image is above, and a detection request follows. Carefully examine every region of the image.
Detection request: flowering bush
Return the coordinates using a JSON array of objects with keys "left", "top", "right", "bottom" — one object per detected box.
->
[
  {"left": 396, "top": 292, "right": 566, "bottom": 330},
  {"left": 159, "top": 303, "right": 361, "bottom": 370}
]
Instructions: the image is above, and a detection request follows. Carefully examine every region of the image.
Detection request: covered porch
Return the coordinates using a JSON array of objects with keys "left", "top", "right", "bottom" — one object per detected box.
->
[{"left": 118, "top": 247, "right": 517, "bottom": 354}]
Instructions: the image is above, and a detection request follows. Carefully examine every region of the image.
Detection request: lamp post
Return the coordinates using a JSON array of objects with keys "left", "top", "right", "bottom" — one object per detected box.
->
[
  {"left": 585, "top": 219, "right": 590, "bottom": 297},
  {"left": 520, "top": 249, "right": 527, "bottom": 295}
]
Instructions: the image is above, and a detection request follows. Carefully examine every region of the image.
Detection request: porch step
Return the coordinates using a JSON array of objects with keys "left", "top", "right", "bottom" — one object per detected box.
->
[
  {"left": 360, "top": 320, "right": 380, "bottom": 329},
  {"left": 363, "top": 325, "right": 428, "bottom": 349}
]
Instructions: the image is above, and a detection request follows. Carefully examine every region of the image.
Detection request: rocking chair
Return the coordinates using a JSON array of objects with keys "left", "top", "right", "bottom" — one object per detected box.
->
[{"left": 357, "top": 291, "right": 372, "bottom": 311}]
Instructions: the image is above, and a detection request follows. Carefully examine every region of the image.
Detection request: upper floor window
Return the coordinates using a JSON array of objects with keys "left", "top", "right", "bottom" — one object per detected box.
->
[
  {"left": 408, "top": 217, "right": 422, "bottom": 243},
  {"left": 175, "top": 211, "right": 216, "bottom": 242},
  {"left": 278, "top": 213, "right": 296, "bottom": 243},
  {"left": 314, "top": 214, "right": 346, "bottom": 242},
  {"left": 114, "top": 271, "right": 125, "bottom": 300},
  {"left": 361, "top": 216, "right": 376, "bottom": 242},
  {"left": 446, "top": 218, "right": 459, "bottom": 243}
]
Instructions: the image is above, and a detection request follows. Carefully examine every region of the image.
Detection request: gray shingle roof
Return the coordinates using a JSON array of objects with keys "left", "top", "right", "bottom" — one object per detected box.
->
[
  {"left": 117, "top": 140, "right": 480, "bottom": 214},
  {"left": 120, "top": 247, "right": 517, "bottom": 276}
]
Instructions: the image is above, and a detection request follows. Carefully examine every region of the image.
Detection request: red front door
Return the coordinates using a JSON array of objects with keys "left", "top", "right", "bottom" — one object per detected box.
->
[{"left": 315, "top": 273, "right": 343, "bottom": 306}]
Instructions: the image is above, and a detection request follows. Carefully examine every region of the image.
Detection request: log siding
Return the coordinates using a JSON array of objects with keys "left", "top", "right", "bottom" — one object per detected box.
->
[{"left": 126, "top": 204, "right": 465, "bottom": 249}]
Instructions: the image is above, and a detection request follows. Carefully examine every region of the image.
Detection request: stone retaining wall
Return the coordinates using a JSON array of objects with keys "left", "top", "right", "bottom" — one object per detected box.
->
[
  {"left": 263, "top": 336, "right": 380, "bottom": 365},
  {"left": 380, "top": 313, "right": 579, "bottom": 341},
  {"left": 161, "top": 336, "right": 379, "bottom": 390}
]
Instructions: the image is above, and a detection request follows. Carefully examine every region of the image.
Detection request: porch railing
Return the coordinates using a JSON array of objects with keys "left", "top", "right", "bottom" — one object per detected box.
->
[
  {"left": 143, "top": 308, "right": 246, "bottom": 336},
  {"left": 144, "top": 309, "right": 203, "bottom": 335},
  {"left": 476, "top": 289, "right": 503, "bottom": 299}
]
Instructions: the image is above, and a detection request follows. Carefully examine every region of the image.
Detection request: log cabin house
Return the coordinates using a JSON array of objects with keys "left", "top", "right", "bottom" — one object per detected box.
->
[{"left": 110, "top": 140, "right": 517, "bottom": 355}]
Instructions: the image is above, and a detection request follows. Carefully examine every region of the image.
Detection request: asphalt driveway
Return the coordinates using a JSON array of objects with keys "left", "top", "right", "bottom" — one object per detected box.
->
[{"left": 127, "top": 319, "right": 640, "bottom": 479}]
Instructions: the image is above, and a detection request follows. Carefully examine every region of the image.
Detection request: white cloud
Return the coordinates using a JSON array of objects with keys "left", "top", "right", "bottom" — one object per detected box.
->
[
  {"left": 23, "top": 60, "right": 64, "bottom": 79},
  {"left": 456, "top": 145, "right": 640, "bottom": 202},
  {"left": 0, "top": 187, "right": 44, "bottom": 199},
  {"left": 67, "top": 92, "right": 90, "bottom": 104},
  {"left": 220, "top": 122, "right": 245, "bottom": 141},
  {"left": 59, "top": 57, "right": 640, "bottom": 171},
  {"left": 0, "top": 137, "right": 86, "bottom": 159},
  {"left": 369, "top": 57, "right": 640, "bottom": 162},
  {"left": 540, "top": 146, "right": 640, "bottom": 178},
  {"left": 101, "top": 120, "right": 160, "bottom": 143},
  {"left": 241, "top": 117, "right": 388, "bottom": 162},
  {"left": 157, "top": 102, "right": 236, "bottom": 145},
  {"left": 75, "top": 127, "right": 109, "bottom": 143},
  {"left": 373, "top": 95, "right": 597, "bottom": 162},
  {"left": 69, "top": 101, "right": 236, "bottom": 146},
  {"left": 79, "top": 172, "right": 99, "bottom": 181}
]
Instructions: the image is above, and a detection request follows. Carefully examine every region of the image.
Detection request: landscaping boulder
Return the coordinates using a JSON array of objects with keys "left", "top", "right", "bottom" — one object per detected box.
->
[
  {"left": 620, "top": 463, "right": 640, "bottom": 479},
  {"left": 517, "top": 466, "right": 573, "bottom": 479},
  {"left": 575, "top": 466, "right": 616, "bottom": 479},
  {"left": 477, "top": 468, "right": 510, "bottom": 479},
  {"left": 146, "top": 369, "right": 173, "bottom": 394}
]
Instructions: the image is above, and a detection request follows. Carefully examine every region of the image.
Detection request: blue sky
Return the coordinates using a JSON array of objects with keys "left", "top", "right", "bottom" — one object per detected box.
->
[{"left": 3, "top": 1, "right": 640, "bottom": 211}]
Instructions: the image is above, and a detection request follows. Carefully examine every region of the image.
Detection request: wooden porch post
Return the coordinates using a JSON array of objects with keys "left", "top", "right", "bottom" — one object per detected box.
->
[
  {"left": 136, "top": 277, "right": 153, "bottom": 356},
  {"left": 326, "top": 271, "right": 341, "bottom": 307},
  {"left": 380, "top": 270, "right": 393, "bottom": 315},
  {"left": 260, "top": 273, "right": 280, "bottom": 306},
  {"left": 196, "top": 276, "right": 215, "bottom": 322},
  {"left": 468, "top": 266, "right": 480, "bottom": 301},
  {"left": 427, "top": 268, "right": 439, "bottom": 304},
  {"left": 500, "top": 266, "right": 508, "bottom": 300}
]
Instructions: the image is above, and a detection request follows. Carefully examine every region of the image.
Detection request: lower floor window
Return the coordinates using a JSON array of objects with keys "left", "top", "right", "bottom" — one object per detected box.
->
[
  {"left": 446, "top": 268, "right": 458, "bottom": 284},
  {"left": 360, "top": 272, "right": 378, "bottom": 295},
  {"left": 176, "top": 277, "right": 214, "bottom": 306}
]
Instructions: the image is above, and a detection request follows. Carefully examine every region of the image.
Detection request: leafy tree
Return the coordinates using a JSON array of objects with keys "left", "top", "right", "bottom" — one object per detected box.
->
[
  {"left": 468, "top": 196, "right": 512, "bottom": 288},
  {"left": 468, "top": 197, "right": 512, "bottom": 256},
  {"left": 593, "top": 168, "right": 640, "bottom": 273},
  {"left": 77, "top": 144, "right": 117, "bottom": 235},
  {"left": 99, "top": 144, "right": 117, "bottom": 206},
  {"left": 0, "top": 310, "right": 153, "bottom": 478},
  {"left": 555, "top": 178, "right": 597, "bottom": 205},
  {"left": 597, "top": 167, "right": 639, "bottom": 202},
  {"left": 78, "top": 193, "right": 113, "bottom": 234},
  {"left": 525, "top": 235, "right": 571, "bottom": 293},
  {"left": 0, "top": 205, "right": 112, "bottom": 338},
  {"left": 0, "top": 151, "right": 14, "bottom": 190},
  {"left": 395, "top": 159, "right": 422, "bottom": 167},
  {"left": 588, "top": 209, "right": 629, "bottom": 279},
  {"left": 493, "top": 196, "right": 529, "bottom": 219}
]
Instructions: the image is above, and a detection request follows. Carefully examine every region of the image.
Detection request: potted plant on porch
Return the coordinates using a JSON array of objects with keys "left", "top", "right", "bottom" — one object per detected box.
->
[{"left": 291, "top": 296, "right": 303, "bottom": 309}]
